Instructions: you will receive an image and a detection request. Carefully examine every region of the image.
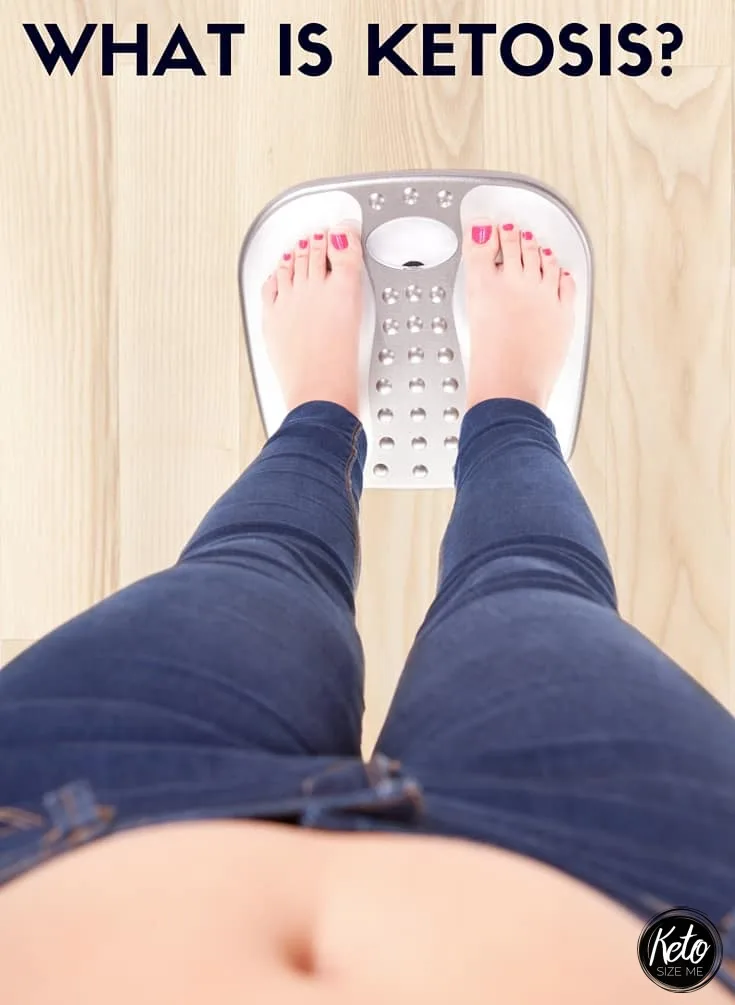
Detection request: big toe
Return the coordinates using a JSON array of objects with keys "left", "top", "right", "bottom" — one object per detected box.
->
[
  {"left": 463, "top": 220, "right": 501, "bottom": 282},
  {"left": 327, "top": 220, "right": 364, "bottom": 272}
]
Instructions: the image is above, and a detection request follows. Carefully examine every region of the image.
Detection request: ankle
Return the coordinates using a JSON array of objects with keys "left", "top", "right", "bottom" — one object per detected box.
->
[
  {"left": 287, "top": 386, "right": 359, "bottom": 417},
  {"left": 467, "top": 378, "right": 548, "bottom": 412}
]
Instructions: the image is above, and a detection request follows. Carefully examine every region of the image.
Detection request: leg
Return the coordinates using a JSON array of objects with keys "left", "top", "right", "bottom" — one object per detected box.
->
[
  {"left": 376, "top": 221, "right": 735, "bottom": 937},
  {"left": 0, "top": 224, "right": 369, "bottom": 777}
]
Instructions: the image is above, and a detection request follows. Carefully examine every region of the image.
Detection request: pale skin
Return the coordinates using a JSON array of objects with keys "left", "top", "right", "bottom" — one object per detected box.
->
[{"left": 1, "top": 222, "right": 731, "bottom": 1002}]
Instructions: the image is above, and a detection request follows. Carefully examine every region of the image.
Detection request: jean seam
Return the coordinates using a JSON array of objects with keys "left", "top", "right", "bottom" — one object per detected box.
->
[{"left": 344, "top": 421, "right": 362, "bottom": 587}]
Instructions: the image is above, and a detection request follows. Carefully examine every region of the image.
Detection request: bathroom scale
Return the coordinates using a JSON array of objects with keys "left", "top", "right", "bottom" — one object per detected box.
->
[{"left": 239, "top": 170, "right": 593, "bottom": 489}]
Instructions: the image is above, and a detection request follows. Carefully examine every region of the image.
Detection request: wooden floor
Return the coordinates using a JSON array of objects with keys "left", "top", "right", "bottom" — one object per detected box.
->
[{"left": 0, "top": 1, "right": 732, "bottom": 752}]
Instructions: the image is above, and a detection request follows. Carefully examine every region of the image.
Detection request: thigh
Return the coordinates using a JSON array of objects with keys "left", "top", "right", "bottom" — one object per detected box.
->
[
  {"left": 0, "top": 541, "right": 365, "bottom": 761},
  {"left": 375, "top": 586, "right": 735, "bottom": 928}
]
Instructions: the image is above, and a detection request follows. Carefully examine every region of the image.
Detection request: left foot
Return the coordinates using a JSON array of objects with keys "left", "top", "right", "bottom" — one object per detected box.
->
[{"left": 261, "top": 222, "right": 364, "bottom": 416}]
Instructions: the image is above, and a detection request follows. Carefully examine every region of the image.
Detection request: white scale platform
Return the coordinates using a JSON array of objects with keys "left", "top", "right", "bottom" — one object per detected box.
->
[{"left": 239, "top": 171, "right": 593, "bottom": 489}]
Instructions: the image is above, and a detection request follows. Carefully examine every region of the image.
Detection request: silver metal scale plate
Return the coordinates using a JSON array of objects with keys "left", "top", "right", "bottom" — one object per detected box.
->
[{"left": 239, "top": 171, "right": 593, "bottom": 489}]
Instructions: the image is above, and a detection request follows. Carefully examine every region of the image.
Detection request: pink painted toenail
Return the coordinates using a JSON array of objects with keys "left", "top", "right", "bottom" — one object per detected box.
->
[
  {"left": 299, "top": 240, "right": 309, "bottom": 249},
  {"left": 313, "top": 233, "right": 324, "bottom": 240},
  {"left": 283, "top": 253, "right": 292, "bottom": 261},
  {"left": 563, "top": 270, "right": 571, "bottom": 276},
  {"left": 472, "top": 225, "right": 491, "bottom": 244},
  {"left": 502, "top": 224, "right": 514, "bottom": 231},
  {"left": 331, "top": 234, "right": 348, "bottom": 250},
  {"left": 543, "top": 248, "right": 553, "bottom": 256},
  {"left": 522, "top": 231, "right": 534, "bottom": 240}
]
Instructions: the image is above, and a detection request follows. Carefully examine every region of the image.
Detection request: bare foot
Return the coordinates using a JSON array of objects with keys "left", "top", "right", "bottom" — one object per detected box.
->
[
  {"left": 261, "top": 222, "right": 363, "bottom": 416},
  {"left": 463, "top": 220, "right": 576, "bottom": 411}
]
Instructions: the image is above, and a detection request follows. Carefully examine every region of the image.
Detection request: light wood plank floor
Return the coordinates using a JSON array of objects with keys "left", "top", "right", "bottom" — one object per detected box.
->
[{"left": 0, "top": 1, "right": 732, "bottom": 754}]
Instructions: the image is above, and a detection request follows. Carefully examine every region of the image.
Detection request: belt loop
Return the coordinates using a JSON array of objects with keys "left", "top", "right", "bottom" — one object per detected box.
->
[
  {"left": 365, "top": 753, "right": 402, "bottom": 787},
  {"left": 42, "top": 780, "right": 114, "bottom": 843}
]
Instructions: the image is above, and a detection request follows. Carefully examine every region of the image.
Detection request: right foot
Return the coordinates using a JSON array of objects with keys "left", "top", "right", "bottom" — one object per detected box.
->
[
  {"left": 463, "top": 221, "right": 576, "bottom": 411},
  {"left": 261, "top": 222, "right": 363, "bottom": 416}
]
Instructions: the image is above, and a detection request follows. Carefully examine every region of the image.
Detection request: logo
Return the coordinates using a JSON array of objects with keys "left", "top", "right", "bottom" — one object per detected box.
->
[{"left": 638, "top": 908, "right": 723, "bottom": 992}]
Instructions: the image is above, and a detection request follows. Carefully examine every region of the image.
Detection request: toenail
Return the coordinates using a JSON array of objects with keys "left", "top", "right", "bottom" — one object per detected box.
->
[
  {"left": 331, "top": 234, "right": 348, "bottom": 250},
  {"left": 563, "top": 270, "right": 571, "bottom": 275},
  {"left": 298, "top": 239, "right": 309, "bottom": 249},
  {"left": 472, "top": 225, "right": 491, "bottom": 244},
  {"left": 522, "top": 231, "right": 533, "bottom": 240},
  {"left": 313, "top": 233, "right": 324, "bottom": 240},
  {"left": 502, "top": 224, "right": 514, "bottom": 231},
  {"left": 543, "top": 248, "right": 553, "bottom": 256},
  {"left": 283, "top": 253, "right": 292, "bottom": 261}
]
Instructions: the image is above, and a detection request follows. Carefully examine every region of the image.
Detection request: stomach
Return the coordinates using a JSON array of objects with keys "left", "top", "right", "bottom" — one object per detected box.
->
[{"left": 0, "top": 818, "right": 730, "bottom": 1004}]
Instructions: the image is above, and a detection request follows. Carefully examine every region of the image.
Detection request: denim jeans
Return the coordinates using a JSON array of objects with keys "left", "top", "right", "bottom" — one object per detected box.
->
[{"left": 0, "top": 398, "right": 733, "bottom": 992}]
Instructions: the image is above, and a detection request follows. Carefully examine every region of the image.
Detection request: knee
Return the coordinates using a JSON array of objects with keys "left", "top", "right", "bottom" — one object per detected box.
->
[
  {"left": 440, "top": 543, "right": 618, "bottom": 613},
  {"left": 179, "top": 534, "right": 357, "bottom": 614}
]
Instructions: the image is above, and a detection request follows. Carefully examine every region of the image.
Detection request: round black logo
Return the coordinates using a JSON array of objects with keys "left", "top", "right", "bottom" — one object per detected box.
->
[{"left": 638, "top": 908, "right": 723, "bottom": 992}]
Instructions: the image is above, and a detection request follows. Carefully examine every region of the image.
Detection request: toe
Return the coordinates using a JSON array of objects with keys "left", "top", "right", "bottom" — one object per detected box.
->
[
  {"left": 327, "top": 220, "right": 363, "bottom": 273},
  {"left": 540, "top": 245, "right": 561, "bottom": 287},
  {"left": 309, "top": 230, "right": 327, "bottom": 279},
  {"left": 261, "top": 272, "right": 278, "bottom": 306},
  {"left": 499, "top": 222, "right": 522, "bottom": 272},
  {"left": 276, "top": 248, "right": 294, "bottom": 295},
  {"left": 463, "top": 220, "right": 500, "bottom": 280},
  {"left": 559, "top": 268, "right": 576, "bottom": 304},
  {"left": 294, "top": 237, "right": 310, "bottom": 282},
  {"left": 520, "top": 229, "right": 542, "bottom": 280}
]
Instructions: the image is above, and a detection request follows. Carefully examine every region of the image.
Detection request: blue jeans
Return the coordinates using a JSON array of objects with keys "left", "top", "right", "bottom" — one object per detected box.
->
[{"left": 0, "top": 399, "right": 733, "bottom": 991}]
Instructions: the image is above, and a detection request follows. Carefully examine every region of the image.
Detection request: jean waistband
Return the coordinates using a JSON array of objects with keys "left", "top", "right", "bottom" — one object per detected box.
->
[{"left": 0, "top": 754, "right": 426, "bottom": 888}]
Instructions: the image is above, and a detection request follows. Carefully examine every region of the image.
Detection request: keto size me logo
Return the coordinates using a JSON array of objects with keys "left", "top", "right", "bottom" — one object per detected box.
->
[{"left": 638, "top": 908, "right": 723, "bottom": 992}]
